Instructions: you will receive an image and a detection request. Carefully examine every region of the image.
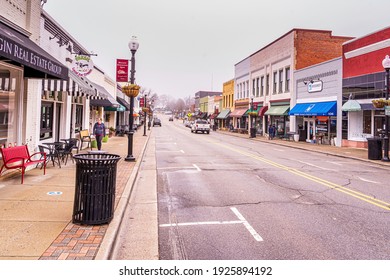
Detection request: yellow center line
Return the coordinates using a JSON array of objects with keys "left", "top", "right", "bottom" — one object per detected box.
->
[{"left": 209, "top": 140, "right": 390, "bottom": 211}]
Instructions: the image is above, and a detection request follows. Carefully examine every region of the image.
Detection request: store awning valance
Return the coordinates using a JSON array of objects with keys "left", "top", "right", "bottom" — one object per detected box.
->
[
  {"left": 216, "top": 109, "right": 230, "bottom": 119},
  {"left": 229, "top": 108, "right": 248, "bottom": 118},
  {"left": 117, "top": 96, "right": 130, "bottom": 110},
  {"left": 0, "top": 21, "right": 68, "bottom": 80},
  {"left": 244, "top": 106, "right": 261, "bottom": 117},
  {"left": 259, "top": 106, "right": 268, "bottom": 116},
  {"left": 104, "top": 104, "right": 126, "bottom": 112},
  {"left": 265, "top": 105, "right": 290, "bottom": 116},
  {"left": 289, "top": 101, "right": 336, "bottom": 116},
  {"left": 342, "top": 100, "right": 361, "bottom": 112}
]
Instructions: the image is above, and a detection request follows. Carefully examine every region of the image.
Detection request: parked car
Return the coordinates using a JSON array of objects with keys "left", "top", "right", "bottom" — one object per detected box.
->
[
  {"left": 169, "top": 116, "right": 173, "bottom": 121},
  {"left": 153, "top": 118, "right": 162, "bottom": 126},
  {"left": 191, "top": 119, "right": 210, "bottom": 134}
]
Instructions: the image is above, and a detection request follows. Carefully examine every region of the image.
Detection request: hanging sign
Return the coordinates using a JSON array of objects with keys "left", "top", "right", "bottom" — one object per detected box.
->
[
  {"left": 116, "top": 59, "right": 129, "bottom": 82},
  {"left": 307, "top": 80, "right": 323, "bottom": 93},
  {"left": 71, "top": 55, "right": 93, "bottom": 77},
  {"left": 385, "top": 106, "right": 390, "bottom": 116}
]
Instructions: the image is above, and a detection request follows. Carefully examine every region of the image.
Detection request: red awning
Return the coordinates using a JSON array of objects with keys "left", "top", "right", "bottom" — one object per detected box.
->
[
  {"left": 230, "top": 108, "right": 248, "bottom": 118},
  {"left": 259, "top": 106, "right": 268, "bottom": 116}
]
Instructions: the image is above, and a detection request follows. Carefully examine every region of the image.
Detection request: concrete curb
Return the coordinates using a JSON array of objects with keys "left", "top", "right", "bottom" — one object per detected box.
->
[
  {"left": 216, "top": 130, "right": 390, "bottom": 169},
  {"left": 95, "top": 132, "right": 152, "bottom": 260}
]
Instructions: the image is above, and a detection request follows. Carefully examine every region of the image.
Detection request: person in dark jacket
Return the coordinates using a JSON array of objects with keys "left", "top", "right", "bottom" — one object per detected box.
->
[{"left": 93, "top": 118, "right": 106, "bottom": 150}]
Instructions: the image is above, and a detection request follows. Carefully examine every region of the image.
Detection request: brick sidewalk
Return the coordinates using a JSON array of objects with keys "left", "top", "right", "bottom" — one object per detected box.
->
[{"left": 39, "top": 131, "right": 149, "bottom": 260}]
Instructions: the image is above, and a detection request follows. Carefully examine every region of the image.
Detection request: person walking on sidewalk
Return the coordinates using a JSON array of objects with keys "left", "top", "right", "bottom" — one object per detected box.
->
[
  {"left": 268, "top": 124, "right": 274, "bottom": 140},
  {"left": 93, "top": 118, "right": 106, "bottom": 150}
]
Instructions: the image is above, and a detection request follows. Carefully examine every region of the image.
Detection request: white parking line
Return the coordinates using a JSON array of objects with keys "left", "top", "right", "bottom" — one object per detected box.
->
[
  {"left": 159, "top": 208, "right": 263, "bottom": 242},
  {"left": 296, "top": 160, "right": 336, "bottom": 171},
  {"left": 357, "top": 176, "right": 380, "bottom": 184},
  {"left": 230, "top": 207, "right": 263, "bottom": 242},
  {"left": 193, "top": 164, "right": 201, "bottom": 171}
]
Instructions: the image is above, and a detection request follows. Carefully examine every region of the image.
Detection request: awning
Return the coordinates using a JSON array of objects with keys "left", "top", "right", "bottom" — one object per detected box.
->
[
  {"left": 244, "top": 106, "right": 261, "bottom": 117},
  {"left": 342, "top": 100, "right": 382, "bottom": 111},
  {"left": 342, "top": 100, "right": 361, "bottom": 112},
  {"left": 289, "top": 101, "right": 336, "bottom": 116},
  {"left": 90, "top": 82, "right": 120, "bottom": 108},
  {"left": 229, "top": 108, "right": 248, "bottom": 118},
  {"left": 104, "top": 104, "right": 126, "bottom": 112},
  {"left": 216, "top": 109, "right": 230, "bottom": 119},
  {"left": 210, "top": 112, "right": 219, "bottom": 119},
  {"left": 0, "top": 21, "right": 68, "bottom": 80},
  {"left": 41, "top": 71, "right": 98, "bottom": 97},
  {"left": 265, "top": 105, "right": 290, "bottom": 116},
  {"left": 117, "top": 96, "right": 130, "bottom": 110},
  {"left": 259, "top": 106, "right": 268, "bottom": 116}
]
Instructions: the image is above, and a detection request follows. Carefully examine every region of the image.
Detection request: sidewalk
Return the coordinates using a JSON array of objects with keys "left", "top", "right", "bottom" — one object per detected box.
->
[
  {"left": 0, "top": 129, "right": 150, "bottom": 260},
  {"left": 216, "top": 130, "right": 390, "bottom": 168}
]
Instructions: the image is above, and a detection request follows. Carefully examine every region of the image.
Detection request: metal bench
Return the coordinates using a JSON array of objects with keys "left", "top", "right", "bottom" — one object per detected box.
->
[
  {"left": 79, "top": 129, "right": 93, "bottom": 150},
  {"left": 0, "top": 145, "right": 46, "bottom": 184}
]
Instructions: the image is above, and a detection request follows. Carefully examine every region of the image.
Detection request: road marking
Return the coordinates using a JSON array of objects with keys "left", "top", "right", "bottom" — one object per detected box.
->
[
  {"left": 193, "top": 164, "right": 201, "bottom": 171},
  {"left": 297, "top": 160, "right": 336, "bottom": 171},
  {"left": 156, "top": 150, "right": 184, "bottom": 153},
  {"left": 159, "top": 208, "right": 263, "bottom": 242},
  {"left": 180, "top": 150, "right": 185, "bottom": 154},
  {"left": 157, "top": 166, "right": 197, "bottom": 170},
  {"left": 357, "top": 176, "right": 380, "bottom": 184},
  {"left": 230, "top": 207, "right": 263, "bottom": 242},
  {"left": 326, "top": 161, "right": 343, "bottom": 166},
  {"left": 209, "top": 141, "right": 390, "bottom": 211},
  {"left": 273, "top": 148, "right": 285, "bottom": 152},
  {"left": 160, "top": 221, "right": 244, "bottom": 227}
]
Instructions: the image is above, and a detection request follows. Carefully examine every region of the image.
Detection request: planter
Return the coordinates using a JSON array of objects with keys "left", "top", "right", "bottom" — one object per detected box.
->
[
  {"left": 372, "top": 99, "right": 389, "bottom": 108},
  {"left": 293, "top": 134, "right": 300, "bottom": 142}
]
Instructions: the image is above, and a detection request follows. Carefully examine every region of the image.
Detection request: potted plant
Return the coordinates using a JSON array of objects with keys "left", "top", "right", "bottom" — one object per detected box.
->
[
  {"left": 372, "top": 99, "right": 387, "bottom": 108},
  {"left": 108, "top": 127, "right": 115, "bottom": 138}
]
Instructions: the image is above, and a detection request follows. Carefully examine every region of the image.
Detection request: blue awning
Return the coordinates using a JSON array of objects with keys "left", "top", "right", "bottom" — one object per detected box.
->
[{"left": 289, "top": 101, "right": 337, "bottom": 116}]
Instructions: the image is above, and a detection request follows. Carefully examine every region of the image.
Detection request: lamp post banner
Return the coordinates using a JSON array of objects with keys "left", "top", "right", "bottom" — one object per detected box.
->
[{"left": 116, "top": 59, "right": 129, "bottom": 82}]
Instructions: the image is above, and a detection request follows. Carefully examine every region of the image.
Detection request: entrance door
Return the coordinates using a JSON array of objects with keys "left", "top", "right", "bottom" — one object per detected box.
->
[{"left": 304, "top": 118, "right": 315, "bottom": 141}]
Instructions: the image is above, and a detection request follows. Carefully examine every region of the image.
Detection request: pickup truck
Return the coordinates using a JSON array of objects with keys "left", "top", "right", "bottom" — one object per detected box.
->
[{"left": 191, "top": 119, "right": 210, "bottom": 134}]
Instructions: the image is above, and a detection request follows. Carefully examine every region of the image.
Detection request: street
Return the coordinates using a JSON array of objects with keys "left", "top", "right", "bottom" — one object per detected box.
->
[{"left": 154, "top": 115, "right": 390, "bottom": 260}]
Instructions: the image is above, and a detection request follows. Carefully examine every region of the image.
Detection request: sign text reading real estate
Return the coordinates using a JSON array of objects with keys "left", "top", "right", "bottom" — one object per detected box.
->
[{"left": 0, "top": 37, "right": 63, "bottom": 76}]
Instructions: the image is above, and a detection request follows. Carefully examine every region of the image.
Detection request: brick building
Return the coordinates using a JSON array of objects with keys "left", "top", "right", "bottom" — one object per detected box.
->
[
  {"left": 235, "top": 29, "right": 353, "bottom": 136},
  {"left": 341, "top": 26, "right": 390, "bottom": 148}
]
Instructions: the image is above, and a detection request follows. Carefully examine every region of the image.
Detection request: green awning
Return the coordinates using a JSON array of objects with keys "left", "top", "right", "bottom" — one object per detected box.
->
[
  {"left": 264, "top": 105, "right": 290, "bottom": 116},
  {"left": 104, "top": 104, "right": 126, "bottom": 112},
  {"left": 244, "top": 106, "right": 261, "bottom": 117},
  {"left": 342, "top": 100, "right": 361, "bottom": 112},
  {"left": 216, "top": 109, "right": 231, "bottom": 119}
]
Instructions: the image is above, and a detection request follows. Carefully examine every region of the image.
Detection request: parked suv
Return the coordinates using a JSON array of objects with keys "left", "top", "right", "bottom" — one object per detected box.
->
[{"left": 153, "top": 118, "right": 162, "bottom": 126}]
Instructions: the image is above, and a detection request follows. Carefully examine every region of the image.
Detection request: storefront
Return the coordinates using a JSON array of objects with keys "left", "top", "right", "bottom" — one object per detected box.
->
[
  {"left": 216, "top": 109, "right": 231, "bottom": 130},
  {"left": 265, "top": 103, "right": 290, "bottom": 137},
  {"left": 292, "top": 57, "right": 343, "bottom": 146},
  {"left": 0, "top": 21, "right": 68, "bottom": 148},
  {"left": 289, "top": 101, "right": 337, "bottom": 143}
]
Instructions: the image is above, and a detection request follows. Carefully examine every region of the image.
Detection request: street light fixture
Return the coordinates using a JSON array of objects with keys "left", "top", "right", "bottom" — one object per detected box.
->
[
  {"left": 123, "top": 36, "right": 139, "bottom": 162},
  {"left": 382, "top": 55, "right": 390, "bottom": 161}
]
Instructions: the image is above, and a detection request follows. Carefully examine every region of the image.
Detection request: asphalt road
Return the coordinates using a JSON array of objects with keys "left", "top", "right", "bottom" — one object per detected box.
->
[{"left": 154, "top": 115, "right": 390, "bottom": 260}]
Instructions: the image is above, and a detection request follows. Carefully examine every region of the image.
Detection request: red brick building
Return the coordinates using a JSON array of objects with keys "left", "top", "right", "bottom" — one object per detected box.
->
[{"left": 342, "top": 26, "right": 390, "bottom": 148}]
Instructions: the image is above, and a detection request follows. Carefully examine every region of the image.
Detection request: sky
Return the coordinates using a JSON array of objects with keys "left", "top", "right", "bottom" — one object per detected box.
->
[{"left": 44, "top": 0, "right": 390, "bottom": 100}]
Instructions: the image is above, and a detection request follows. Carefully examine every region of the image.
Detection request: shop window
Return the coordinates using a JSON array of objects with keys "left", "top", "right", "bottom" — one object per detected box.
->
[
  {"left": 74, "top": 105, "right": 83, "bottom": 133},
  {"left": 363, "top": 110, "right": 371, "bottom": 134},
  {"left": 40, "top": 102, "right": 54, "bottom": 140}
]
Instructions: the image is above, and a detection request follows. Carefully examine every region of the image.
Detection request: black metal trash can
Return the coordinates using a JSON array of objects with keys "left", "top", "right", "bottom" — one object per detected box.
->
[
  {"left": 250, "top": 127, "right": 256, "bottom": 138},
  {"left": 72, "top": 153, "right": 121, "bottom": 225},
  {"left": 367, "top": 138, "right": 382, "bottom": 160}
]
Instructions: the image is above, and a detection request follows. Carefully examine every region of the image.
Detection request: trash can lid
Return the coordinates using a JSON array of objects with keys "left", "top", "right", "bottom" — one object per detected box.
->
[{"left": 73, "top": 153, "right": 121, "bottom": 162}]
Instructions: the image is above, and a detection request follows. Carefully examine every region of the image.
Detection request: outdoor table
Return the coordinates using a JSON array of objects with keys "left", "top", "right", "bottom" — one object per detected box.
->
[{"left": 42, "top": 142, "right": 65, "bottom": 167}]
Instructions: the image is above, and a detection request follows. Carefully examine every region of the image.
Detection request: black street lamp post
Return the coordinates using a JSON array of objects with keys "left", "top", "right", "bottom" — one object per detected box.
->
[
  {"left": 250, "top": 95, "right": 256, "bottom": 138},
  {"left": 124, "top": 36, "right": 139, "bottom": 162},
  {"left": 382, "top": 55, "right": 390, "bottom": 161},
  {"left": 143, "top": 93, "right": 147, "bottom": 136}
]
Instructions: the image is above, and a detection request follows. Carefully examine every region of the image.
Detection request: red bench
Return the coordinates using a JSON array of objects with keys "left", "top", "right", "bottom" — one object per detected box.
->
[{"left": 0, "top": 145, "right": 46, "bottom": 184}]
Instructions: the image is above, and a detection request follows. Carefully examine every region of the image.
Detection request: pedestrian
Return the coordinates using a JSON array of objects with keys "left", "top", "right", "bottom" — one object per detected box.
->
[
  {"left": 272, "top": 124, "right": 276, "bottom": 139},
  {"left": 268, "top": 124, "right": 274, "bottom": 140},
  {"left": 93, "top": 118, "right": 106, "bottom": 150}
]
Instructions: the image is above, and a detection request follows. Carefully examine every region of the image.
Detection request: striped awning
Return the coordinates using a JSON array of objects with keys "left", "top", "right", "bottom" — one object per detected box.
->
[{"left": 41, "top": 71, "right": 98, "bottom": 97}]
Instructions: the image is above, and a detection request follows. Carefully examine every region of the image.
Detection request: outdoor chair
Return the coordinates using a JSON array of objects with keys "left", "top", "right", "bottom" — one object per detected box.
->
[{"left": 38, "top": 145, "right": 61, "bottom": 168}]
